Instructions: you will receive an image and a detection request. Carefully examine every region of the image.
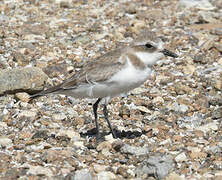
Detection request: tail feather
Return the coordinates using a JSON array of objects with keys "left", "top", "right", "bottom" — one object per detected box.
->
[{"left": 30, "top": 84, "right": 62, "bottom": 100}]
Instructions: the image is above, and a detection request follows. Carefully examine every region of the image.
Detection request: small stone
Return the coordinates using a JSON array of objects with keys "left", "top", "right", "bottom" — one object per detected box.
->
[
  {"left": 152, "top": 97, "right": 164, "bottom": 105},
  {"left": 193, "top": 54, "right": 207, "bottom": 64},
  {"left": 194, "top": 130, "right": 204, "bottom": 137},
  {"left": 11, "top": 51, "right": 29, "bottom": 67},
  {"left": 124, "top": 3, "right": 137, "bottom": 14},
  {"left": 0, "top": 122, "right": 7, "bottom": 128},
  {"left": 208, "top": 145, "right": 221, "bottom": 154},
  {"left": 71, "top": 140, "right": 83, "bottom": 149},
  {"left": 211, "top": 28, "right": 222, "bottom": 36},
  {"left": 117, "top": 167, "right": 128, "bottom": 178},
  {"left": 213, "top": 79, "right": 222, "bottom": 90},
  {"left": 0, "top": 136, "right": 12, "bottom": 146},
  {"left": 209, "top": 95, "right": 222, "bottom": 106},
  {"left": 131, "top": 87, "right": 146, "bottom": 95},
  {"left": 18, "top": 110, "right": 37, "bottom": 119},
  {"left": 155, "top": 74, "right": 173, "bottom": 85},
  {"left": 175, "top": 152, "right": 187, "bottom": 162},
  {"left": 15, "top": 92, "right": 30, "bottom": 102},
  {"left": 104, "top": 134, "right": 115, "bottom": 142},
  {"left": 120, "top": 144, "right": 149, "bottom": 156},
  {"left": 189, "top": 151, "right": 207, "bottom": 160},
  {"left": 112, "top": 140, "right": 124, "bottom": 151},
  {"left": 52, "top": 113, "right": 67, "bottom": 121},
  {"left": 196, "top": 122, "right": 218, "bottom": 133},
  {"left": 179, "top": 0, "right": 215, "bottom": 10},
  {"left": 55, "top": 0, "right": 73, "bottom": 8},
  {"left": 93, "top": 164, "right": 107, "bottom": 173},
  {"left": 136, "top": 106, "right": 151, "bottom": 114},
  {"left": 214, "top": 42, "right": 222, "bottom": 52},
  {"left": 159, "top": 138, "right": 171, "bottom": 145},
  {"left": 58, "top": 130, "right": 80, "bottom": 140},
  {"left": 97, "top": 141, "right": 112, "bottom": 152},
  {"left": 27, "top": 165, "right": 53, "bottom": 177},
  {"left": 3, "top": 168, "right": 20, "bottom": 180},
  {"left": 97, "top": 171, "right": 116, "bottom": 180},
  {"left": 130, "top": 19, "right": 146, "bottom": 34},
  {"left": 74, "top": 34, "right": 91, "bottom": 44},
  {"left": 71, "top": 169, "right": 92, "bottom": 180},
  {"left": 212, "top": 108, "right": 222, "bottom": 119},
  {"left": 166, "top": 172, "right": 185, "bottom": 180},
  {"left": 119, "top": 105, "right": 130, "bottom": 118},
  {"left": 174, "top": 83, "right": 192, "bottom": 95},
  {"left": 32, "top": 130, "right": 48, "bottom": 139},
  {"left": 203, "top": 37, "right": 216, "bottom": 50},
  {"left": 43, "top": 63, "right": 70, "bottom": 78},
  {"left": 183, "top": 64, "right": 196, "bottom": 75},
  {"left": 172, "top": 135, "right": 183, "bottom": 142},
  {"left": 169, "top": 102, "right": 189, "bottom": 113}
]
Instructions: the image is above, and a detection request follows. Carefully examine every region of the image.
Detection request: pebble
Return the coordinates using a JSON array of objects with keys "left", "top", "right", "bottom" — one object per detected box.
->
[
  {"left": 131, "top": 87, "right": 146, "bottom": 95},
  {"left": 56, "top": 0, "right": 74, "bottom": 8},
  {"left": 72, "top": 169, "right": 92, "bottom": 180},
  {"left": 120, "top": 144, "right": 149, "bottom": 156},
  {"left": 97, "top": 141, "right": 112, "bottom": 152},
  {"left": 169, "top": 102, "right": 189, "bottom": 113},
  {"left": 136, "top": 106, "right": 151, "bottom": 114},
  {"left": 212, "top": 107, "right": 222, "bottom": 119},
  {"left": 97, "top": 171, "right": 116, "bottom": 180},
  {"left": 166, "top": 172, "right": 185, "bottom": 180},
  {"left": 0, "top": 136, "right": 12, "bottom": 146},
  {"left": 179, "top": 0, "right": 215, "bottom": 10},
  {"left": 152, "top": 96, "right": 164, "bottom": 105},
  {"left": 175, "top": 152, "right": 187, "bottom": 162},
  {"left": 196, "top": 122, "right": 218, "bottom": 133},
  {"left": 52, "top": 113, "right": 67, "bottom": 121},
  {"left": 27, "top": 165, "right": 53, "bottom": 177},
  {"left": 93, "top": 164, "right": 107, "bottom": 173},
  {"left": 18, "top": 110, "right": 37, "bottom": 118}
]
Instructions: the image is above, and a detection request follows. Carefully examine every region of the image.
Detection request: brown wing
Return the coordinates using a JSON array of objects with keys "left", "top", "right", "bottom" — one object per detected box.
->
[{"left": 60, "top": 48, "right": 126, "bottom": 89}]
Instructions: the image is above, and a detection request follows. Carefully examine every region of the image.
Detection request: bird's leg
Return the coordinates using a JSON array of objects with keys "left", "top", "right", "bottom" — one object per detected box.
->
[
  {"left": 93, "top": 98, "right": 101, "bottom": 136},
  {"left": 103, "top": 104, "right": 117, "bottom": 138}
]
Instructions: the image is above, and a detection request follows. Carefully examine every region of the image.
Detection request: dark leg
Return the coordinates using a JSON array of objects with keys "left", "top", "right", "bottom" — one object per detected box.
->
[
  {"left": 93, "top": 98, "right": 101, "bottom": 135},
  {"left": 103, "top": 104, "right": 117, "bottom": 138}
]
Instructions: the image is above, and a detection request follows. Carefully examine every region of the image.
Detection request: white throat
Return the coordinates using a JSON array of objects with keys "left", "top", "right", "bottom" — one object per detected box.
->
[{"left": 135, "top": 51, "right": 164, "bottom": 66}]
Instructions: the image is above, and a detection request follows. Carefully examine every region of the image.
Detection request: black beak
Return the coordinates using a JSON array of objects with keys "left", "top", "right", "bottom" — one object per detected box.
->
[{"left": 161, "top": 49, "right": 178, "bottom": 58}]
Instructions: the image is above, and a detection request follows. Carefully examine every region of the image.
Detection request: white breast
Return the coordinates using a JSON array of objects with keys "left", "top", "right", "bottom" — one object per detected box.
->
[{"left": 108, "top": 57, "right": 152, "bottom": 93}]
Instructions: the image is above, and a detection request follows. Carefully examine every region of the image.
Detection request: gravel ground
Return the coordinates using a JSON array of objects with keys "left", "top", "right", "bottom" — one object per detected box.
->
[{"left": 0, "top": 0, "right": 222, "bottom": 179}]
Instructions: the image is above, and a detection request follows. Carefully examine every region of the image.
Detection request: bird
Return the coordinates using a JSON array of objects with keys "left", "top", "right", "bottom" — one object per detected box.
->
[{"left": 30, "top": 31, "right": 178, "bottom": 140}]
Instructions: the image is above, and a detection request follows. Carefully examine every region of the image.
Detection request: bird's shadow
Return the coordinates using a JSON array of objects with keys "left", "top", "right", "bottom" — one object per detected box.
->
[{"left": 80, "top": 128, "right": 149, "bottom": 139}]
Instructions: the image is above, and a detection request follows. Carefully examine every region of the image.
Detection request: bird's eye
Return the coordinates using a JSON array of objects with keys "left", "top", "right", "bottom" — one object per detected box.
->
[{"left": 145, "top": 43, "right": 153, "bottom": 49}]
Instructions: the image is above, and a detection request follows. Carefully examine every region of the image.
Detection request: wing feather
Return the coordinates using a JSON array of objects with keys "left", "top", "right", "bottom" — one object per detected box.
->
[{"left": 61, "top": 49, "right": 126, "bottom": 89}]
